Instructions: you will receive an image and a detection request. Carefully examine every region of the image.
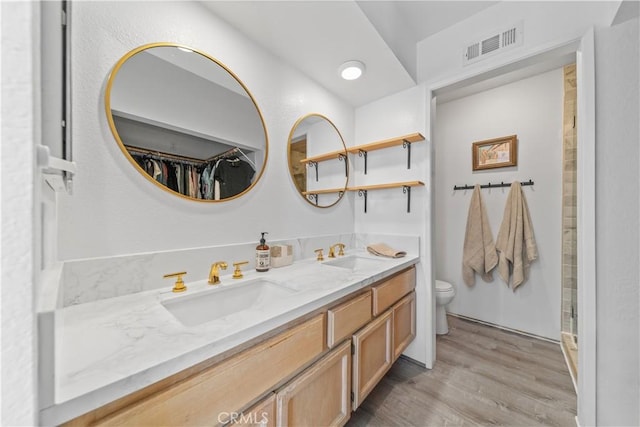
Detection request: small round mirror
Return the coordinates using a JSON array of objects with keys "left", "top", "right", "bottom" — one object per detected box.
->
[
  {"left": 287, "top": 114, "right": 348, "bottom": 207},
  {"left": 105, "top": 43, "right": 268, "bottom": 202}
]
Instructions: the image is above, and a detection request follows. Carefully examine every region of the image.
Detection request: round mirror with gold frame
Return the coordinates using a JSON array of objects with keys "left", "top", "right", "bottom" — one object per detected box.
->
[
  {"left": 105, "top": 42, "right": 268, "bottom": 202},
  {"left": 288, "top": 114, "right": 349, "bottom": 207}
]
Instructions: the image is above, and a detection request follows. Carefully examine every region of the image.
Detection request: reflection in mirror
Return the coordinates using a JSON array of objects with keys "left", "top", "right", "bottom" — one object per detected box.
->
[
  {"left": 105, "top": 43, "right": 268, "bottom": 202},
  {"left": 288, "top": 114, "right": 348, "bottom": 208}
]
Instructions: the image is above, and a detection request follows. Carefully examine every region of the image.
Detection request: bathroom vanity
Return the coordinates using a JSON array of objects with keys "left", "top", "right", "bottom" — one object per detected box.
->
[{"left": 44, "top": 247, "right": 418, "bottom": 426}]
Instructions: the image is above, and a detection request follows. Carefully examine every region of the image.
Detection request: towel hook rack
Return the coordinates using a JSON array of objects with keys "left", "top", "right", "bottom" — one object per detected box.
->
[{"left": 453, "top": 179, "right": 534, "bottom": 191}]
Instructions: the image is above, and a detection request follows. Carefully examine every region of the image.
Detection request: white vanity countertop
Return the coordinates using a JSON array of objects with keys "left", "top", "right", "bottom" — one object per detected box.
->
[{"left": 46, "top": 251, "right": 418, "bottom": 425}]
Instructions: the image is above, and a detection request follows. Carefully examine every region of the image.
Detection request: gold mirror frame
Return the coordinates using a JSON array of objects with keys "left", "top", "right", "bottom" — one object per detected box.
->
[
  {"left": 287, "top": 113, "right": 348, "bottom": 208},
  {"left": 105, "top": 42, "right": 268, "bottom": 202}
]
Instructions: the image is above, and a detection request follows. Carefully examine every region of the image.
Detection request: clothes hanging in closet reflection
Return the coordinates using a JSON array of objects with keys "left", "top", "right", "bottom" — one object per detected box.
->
[{"left": 130, "top": 152, "right": 254, "bottom": 200}]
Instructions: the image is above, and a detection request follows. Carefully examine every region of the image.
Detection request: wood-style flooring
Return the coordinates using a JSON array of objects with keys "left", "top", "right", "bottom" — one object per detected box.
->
[{"left": 347, "top": 315, "right": 576, "bottom": 426}]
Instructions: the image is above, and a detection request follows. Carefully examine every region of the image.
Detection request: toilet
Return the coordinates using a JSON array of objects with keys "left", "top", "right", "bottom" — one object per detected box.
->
[{"left": 435, "top": 280, "right": 456, "bottom": 335}]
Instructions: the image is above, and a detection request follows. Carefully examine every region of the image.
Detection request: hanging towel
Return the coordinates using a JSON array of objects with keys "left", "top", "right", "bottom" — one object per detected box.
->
[
  {"left": 462, "top": 185, "right": 498, "bottom": 286},
  {"left": 495, "top": 181, "right": 538, "bottom": 290}
]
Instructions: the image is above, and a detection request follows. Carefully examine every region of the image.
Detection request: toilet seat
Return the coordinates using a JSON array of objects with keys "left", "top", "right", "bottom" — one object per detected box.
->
[{"left": 435, "top": 280, "right": 453, "bottom": 292}]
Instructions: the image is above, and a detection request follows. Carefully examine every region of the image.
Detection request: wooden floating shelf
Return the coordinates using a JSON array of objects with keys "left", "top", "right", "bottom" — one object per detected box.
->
[
  {"left": 348, "top": 181, "right": 424, "bottom": 213},
  {"left": 347, "top": 181, "right": 424, "bottom": 192},
  {"left": 346, "top": 133, "right": 425, "bottom": 154},
  {"left": 302, "top": 187, "right": 346, "bottom": 195},
  {"left": 300, "top": 149, "right": 347, "bottom": 164}
]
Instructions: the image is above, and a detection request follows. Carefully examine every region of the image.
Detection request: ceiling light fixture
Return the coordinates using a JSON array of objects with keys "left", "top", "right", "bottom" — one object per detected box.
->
[
  {"left": 177, "top": 46, "right": 193, "bottom": 53},
  {"left": 339, "top": 60, "right": 365, "bottom": 80}
]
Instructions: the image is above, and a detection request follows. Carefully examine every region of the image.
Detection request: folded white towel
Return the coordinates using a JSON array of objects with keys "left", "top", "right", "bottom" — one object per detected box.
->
[
  {"left": 462, "top": 185, "right": 498, "bottom": 286},
  {"left": 496, "top": 181, "right": 538, "bottom": 289}
]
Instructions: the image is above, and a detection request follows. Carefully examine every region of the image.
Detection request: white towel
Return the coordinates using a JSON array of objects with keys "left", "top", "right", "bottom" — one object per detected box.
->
[
  {"left": 496, "top": 181, "right": 538, "bottom": 289},
  {"left": 462, "top": 185, "right": 498, "bottom": 286}
]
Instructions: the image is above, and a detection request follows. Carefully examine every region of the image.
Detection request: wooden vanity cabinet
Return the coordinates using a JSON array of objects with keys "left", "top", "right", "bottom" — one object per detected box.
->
[
  {"left": 64, "top": 266, "right": 417, "bottom": 427},
  {"left": 82, "top": 314, "right": 325, "bottom": 427},
  {"left": 276, "top": 340, "right": 351, "bottom": 427}
]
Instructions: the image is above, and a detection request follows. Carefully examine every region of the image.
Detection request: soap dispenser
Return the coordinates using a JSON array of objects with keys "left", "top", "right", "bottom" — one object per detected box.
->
[{"left": 256, "top": 232, "right": 270, "bottom": 272}]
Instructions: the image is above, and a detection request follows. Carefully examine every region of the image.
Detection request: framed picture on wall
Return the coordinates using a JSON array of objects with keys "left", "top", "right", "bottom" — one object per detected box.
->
[{"left": 472, "top": 135, "right": 518, "bottom": 171}]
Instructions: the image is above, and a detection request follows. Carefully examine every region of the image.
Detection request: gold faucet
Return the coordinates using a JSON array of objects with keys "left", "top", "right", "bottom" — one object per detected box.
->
[
  {"left": 208, "top": 262, "right": 228, "bottom": 285},
  {"left": 232, "top": 261, "right": 249, "bottom": 279},
  {"left": 328, "top": 243, "right": 345, "bottom": 258},
  {"left": 164, "top": 271, "right": 187, "bottom": 293},
  {"left": 314, "top": 249, "right": 324, "bottom": 261}
]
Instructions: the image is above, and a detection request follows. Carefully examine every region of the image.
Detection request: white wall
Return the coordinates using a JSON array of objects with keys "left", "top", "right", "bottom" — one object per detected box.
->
[
  {"left": 417, "top": 1, "right": 620, "bottom": 85},
  {"left": 59, "top": 1, "right": 355, "bottom": 260},
  {"left": 434, "top": 68, "right": 563, "bottom": 340},
  {"left": 354, "top": 85, "right": 431, "bottom": 366},
  {"left": 594, "top": 16, "right": 639, "bottom": 427},
  {"left": 1, "top": 2, "right": 39, "bottom": 425}
]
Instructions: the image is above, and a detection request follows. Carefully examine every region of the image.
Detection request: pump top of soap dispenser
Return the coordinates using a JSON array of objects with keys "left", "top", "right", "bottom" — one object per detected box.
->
[{"left": 260, "top": 232, "right": 268, "bottom": 246}]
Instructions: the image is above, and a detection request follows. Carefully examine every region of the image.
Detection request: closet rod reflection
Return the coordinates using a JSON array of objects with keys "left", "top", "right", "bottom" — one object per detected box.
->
[{"left": 453, "top": 179, "right": 534, "bottom": 191}]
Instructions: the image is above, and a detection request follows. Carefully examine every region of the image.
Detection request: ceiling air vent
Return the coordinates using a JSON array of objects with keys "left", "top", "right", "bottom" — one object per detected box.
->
[{"left": 463, "top": 22, "right": 523, "bottom": 66}]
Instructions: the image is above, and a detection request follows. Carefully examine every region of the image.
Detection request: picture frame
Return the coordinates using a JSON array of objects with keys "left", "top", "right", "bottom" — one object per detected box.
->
[{"left": 472, "top": 135, "right": 518, "bottom": 171}]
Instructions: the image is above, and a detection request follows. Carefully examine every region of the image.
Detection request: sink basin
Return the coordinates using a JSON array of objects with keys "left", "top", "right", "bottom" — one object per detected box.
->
[
  {"left": 322, "top": 255, "right": 386, "bottom": 271},
  {"left": 162, "top": 279, "right": 297, "bottom": 327}
]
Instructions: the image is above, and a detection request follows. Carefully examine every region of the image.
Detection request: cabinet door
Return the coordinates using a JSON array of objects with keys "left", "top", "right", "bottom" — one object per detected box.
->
[
  {"left": 231, "top": 394, "right": 276, "bottom": 427},
  {"left": 276, "top": 340, "right": 351, "bottom": 427},
  {"left": 393, "top": 291, "right": 416, "bottom": 361},
  {"left": 351, "top": 310, "right": 393, "bottom": 410}
]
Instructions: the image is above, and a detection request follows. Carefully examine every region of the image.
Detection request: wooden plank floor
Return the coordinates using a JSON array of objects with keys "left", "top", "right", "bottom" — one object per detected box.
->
[{"left": 347, "top": 316, "right": 576, "bottom": 426}]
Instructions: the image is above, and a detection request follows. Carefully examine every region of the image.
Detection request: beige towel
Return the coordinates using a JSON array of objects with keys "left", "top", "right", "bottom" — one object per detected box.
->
[
  {"left": 496, "top": 181, "right": 538, "bottom": 289},
  {"left": 367, "top": 243, "right": 406, "bottom": 258},
  {"left": 462, "top": 185, "right": 498, "bottom": 286}
]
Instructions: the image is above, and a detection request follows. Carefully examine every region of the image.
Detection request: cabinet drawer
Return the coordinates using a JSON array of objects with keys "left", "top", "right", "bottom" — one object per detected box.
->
[
  {"left": 276, "top": 340, "right": 351, "bottom": 427},
  {"left": 393, "top": 291, "right": 416, "bottom": 360},
  {"left": 93, "top": 314, "right": 326, "bottom": 427},
  {"left": 327, "top": 291, "right": 372, "bottom": 348},
  {"left": 372, "top": 267, "right": 415, "bottom": 316},
  {"left": 351, "top": 310, "right": 393, "bottom": 410},
  {"left": 231, "top": 393, "right": 276, "bottom": 427}
]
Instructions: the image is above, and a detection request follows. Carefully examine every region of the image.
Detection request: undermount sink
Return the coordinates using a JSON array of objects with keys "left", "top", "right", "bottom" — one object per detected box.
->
[
  {"left": 162, "top": 279, "right": 297, "bottom": 327},
  {"left": 322, "top": 255, "right": 386, "bottom": 271}
]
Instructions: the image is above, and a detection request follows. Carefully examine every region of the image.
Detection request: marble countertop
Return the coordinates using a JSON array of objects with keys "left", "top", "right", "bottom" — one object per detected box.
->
[{"left": 45, "top": 251, "right": 419, "bottom": 425}]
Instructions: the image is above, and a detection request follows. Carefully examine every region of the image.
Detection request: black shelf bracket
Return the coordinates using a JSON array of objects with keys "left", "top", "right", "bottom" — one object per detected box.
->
[
  {"left": 307, "top": 193, "right": 318, "bottom": 206},
  {"left": 308, "top": 161, "right": 318, "bottom": 182},
  {"left": 358, "top": 149, "right": 368, "bottom": 175},
  {"left": 402, "top": 140, "right": 412, "bottom": 169},
  {"left": 403, "top": 185, "right": 412, "bottom": 213},
  {"left": 358, "top": 189, "right": 368, "bottom": 213},
  {"left": 338, "top": 153, "right": 348, "bottom": 177}
]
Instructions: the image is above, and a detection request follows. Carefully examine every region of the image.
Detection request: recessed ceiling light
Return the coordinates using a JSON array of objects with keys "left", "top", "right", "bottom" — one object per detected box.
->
[
  {"left": 177, "top": 46, "right": 193, "bottom": 53},
  {"left": 339, "top": 60, "right": 365, "bottom": 80}
]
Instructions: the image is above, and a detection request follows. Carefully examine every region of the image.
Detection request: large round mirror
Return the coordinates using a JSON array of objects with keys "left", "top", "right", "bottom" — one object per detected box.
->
[
  {"left": 288, "top": 114, "right": 348, "bottom": 207},
  {"left": 105, "top": 43, "right": 268, "bottom": 202}
]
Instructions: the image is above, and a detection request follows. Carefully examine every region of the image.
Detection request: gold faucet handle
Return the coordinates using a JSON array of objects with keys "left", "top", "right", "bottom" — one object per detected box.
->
[
  {"left": 314, "top": 249, "right": 324, "bottom": 261},
  {"left": 164, "top": 271, "right": 187, "bottom": 293},
  {"left": 209, "top": 262, "right": 228, "bottom": 285},
  {"left": 328, "top": 246, "right": 336, "bottom": 258},
  {"left": 337, "top": 243, "right": 345, "bottom": 256},
  {"left": 232, "top": 261, "right": 249, "bottom": 279}
]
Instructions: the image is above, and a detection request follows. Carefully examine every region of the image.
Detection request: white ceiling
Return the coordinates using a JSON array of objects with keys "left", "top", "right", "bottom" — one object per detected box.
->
[{"left": 201, "top": 1, "right": 497, "bottom": 107}]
